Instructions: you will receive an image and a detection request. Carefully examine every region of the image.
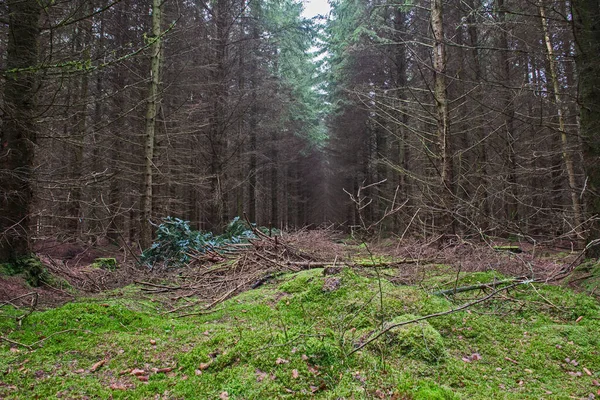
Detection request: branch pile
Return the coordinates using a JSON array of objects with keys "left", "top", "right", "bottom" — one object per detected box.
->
[{"left": 137, "top": 228, "right": 345, "bottom": 316}]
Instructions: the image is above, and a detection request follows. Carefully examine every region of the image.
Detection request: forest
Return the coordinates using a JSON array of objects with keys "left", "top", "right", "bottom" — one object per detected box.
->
[{"left": 1, "top": 0, "right": 600, "bottom": 399}]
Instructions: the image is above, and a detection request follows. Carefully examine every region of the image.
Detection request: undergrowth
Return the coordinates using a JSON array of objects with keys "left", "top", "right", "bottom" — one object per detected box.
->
[{"left": 1, "top": 268, "right": 599, "bottom": 399}]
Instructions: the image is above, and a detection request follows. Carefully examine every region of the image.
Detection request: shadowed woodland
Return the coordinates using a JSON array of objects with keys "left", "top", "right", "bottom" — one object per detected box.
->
[{"left": 0, "top": 0, "right": 599, "bottom": 257}]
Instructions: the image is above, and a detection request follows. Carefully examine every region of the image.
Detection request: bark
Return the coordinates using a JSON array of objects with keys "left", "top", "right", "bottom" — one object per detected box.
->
[
  {"left": 539, "top": 1, "right": 583, "bottom": 240},
  {"left": 431, "top": 0, "right": 454, "bottom": 232},
  {"left": 497, "top": 0, "right": 518, "bottom": 228},
  {"left": 0, "top": 0, "right": 41, "bottom": 262},
  {"left": 572, "top": 0, "right": 600, "bottom": 257},
  {"left": 141, "top": 0, "right": 163, "bottom": 249}
]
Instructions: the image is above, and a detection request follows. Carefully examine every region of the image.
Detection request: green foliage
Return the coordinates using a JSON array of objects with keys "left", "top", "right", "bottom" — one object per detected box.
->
[
  {"left": 0, "top": 255, "right": 48, "bottom": 287},
  {"left": 140, "top": 217, "right": 274, "bottom": 268}
]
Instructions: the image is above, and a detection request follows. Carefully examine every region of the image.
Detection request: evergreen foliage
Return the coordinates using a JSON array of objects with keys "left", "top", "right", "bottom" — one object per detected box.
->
[{"left": 140, "top": 217, "right": 276, "bottom": 268}]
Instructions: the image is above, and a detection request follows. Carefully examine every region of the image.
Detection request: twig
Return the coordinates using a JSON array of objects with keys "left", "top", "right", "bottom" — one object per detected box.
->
[
  {"left": 134, "top": 281, "right": 181, "bottom": 290},
  {"left": 176, "top": 307, "right": 224, "bottom": 318},
  {"left": 0, "top": 329, "right": 82, "bottom": 350},
  {"left": 348, "top": 280, "right": 530, "bottom": 356},
  {"left": 0, "top": 336, "right": 32, "bottom": 350},
  {"left": 0, "top": 292, "right": 38, "bottom": 309}
]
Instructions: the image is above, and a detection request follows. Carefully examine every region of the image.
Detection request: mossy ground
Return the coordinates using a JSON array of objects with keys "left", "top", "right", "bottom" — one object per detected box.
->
[{"left": 1, "top": 268, "right": 599, "bottom": 399}]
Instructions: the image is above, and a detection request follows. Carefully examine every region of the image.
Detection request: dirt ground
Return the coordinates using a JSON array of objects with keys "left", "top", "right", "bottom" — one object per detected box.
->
[{"left": 0, "top": 231, "right": 589, "bottom": 310}]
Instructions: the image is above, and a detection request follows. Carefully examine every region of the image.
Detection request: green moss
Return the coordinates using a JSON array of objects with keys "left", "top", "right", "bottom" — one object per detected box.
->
[
  {"left": 412, "top": 381, "right": 459, "bottom": 400},
  {"left": 278, "top": 268, "right": 322, "bottom": 293},
  {"left": 1, "top": 270, "right": 599, "bottom": 399},
  {"left": 91, "top": 257, "right": 118, "bottom": 270},
  {"left": 387, "top": 314, "right": 447, "bottom": 363}
]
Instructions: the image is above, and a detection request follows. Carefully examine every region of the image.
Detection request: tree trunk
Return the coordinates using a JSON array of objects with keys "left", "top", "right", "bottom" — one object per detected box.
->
[
  {"left": 0, "top": 0, "right": 41, "bottom": 262},
  {"left": 431, "top": 0, "right": 453, "bottom": 232},
  {"left": 141, "top": 0, "right": 163, "bottom": 249},
  {"left": 539, "top": 1, "right": 583, "bottom": 240},
  {"left": 572, "top": 0, "right": 600, "bottom": 257}
]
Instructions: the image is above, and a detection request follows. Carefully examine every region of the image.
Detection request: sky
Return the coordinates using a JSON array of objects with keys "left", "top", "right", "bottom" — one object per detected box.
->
[{"left": 301, "top": 0, "right": 331, "bottom": 19}]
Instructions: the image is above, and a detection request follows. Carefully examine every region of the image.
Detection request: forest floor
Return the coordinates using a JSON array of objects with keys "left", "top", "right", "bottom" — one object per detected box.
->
[{"left": 1, "top": 231, "right": 600, "bottom": 399}]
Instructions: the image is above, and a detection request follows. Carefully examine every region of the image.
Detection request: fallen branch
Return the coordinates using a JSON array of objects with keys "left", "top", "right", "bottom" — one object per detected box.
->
[
  {"left": 286, "top": 259, "right": 429, "bottom": 269},
  {"left": 432, "top": 277, "right": 527, "bottom": 296},
  {"left": 0, "top": 329, "right": 82, "bottom": 350},
  {"left": 0, "top": 292, "right": 38, "bottom": 309},
  {"left": 348, "top": 279, "right": 532, "bottom": 356}
]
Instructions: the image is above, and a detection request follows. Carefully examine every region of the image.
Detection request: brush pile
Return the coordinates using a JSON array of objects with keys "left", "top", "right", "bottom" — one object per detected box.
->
[{"left": 137, "top": 224, "right": 347, "bottom": 316}]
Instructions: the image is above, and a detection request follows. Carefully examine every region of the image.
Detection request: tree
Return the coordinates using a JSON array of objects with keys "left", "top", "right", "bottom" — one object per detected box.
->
[
  {"left": 0, "top": 0, "right": 41, "bottom": 262},
  {"left": 572, "top": 0, "right": 600, "bottom": 256},
  {"left": 141, "top": 0, "right": 164, "bottom": 248}
]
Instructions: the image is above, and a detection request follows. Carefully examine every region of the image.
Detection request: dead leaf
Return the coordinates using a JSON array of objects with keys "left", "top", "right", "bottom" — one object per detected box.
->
[
  {"left": 109, "top": 383, "right": 128, "bottom": 391},
  {"left": 471, "top": 353, "right": 482, "bottom": 361},
  {"left": 195, "top": 369, "right": 203, "bottom": 376},
  {"left": 198, "top": 361, "right": 212, "bottom": 370},
  {"left": 255, "top": 369, "right": 268, "bottom": 382},
  {"left": 592, "top": 380, "right": 599, "bottom": 386},
  {"left": 220, "top": 391, "right": 229, "bottom": 400},
  {"left": 310, "top": 382, "right": 326, "bottom": 393},
  {"left": 352, "top": 371, "right": 366, "bottom": 383},
  {"left": 462, "top": 357, "right": 471, "bottom": 363},
  {"left": 276, "top": 358, "right": 289, "bottom": 365},
  {"left": 90, "top": 359, "right": 106, "bottom": 372},
  {"left": 149, "top": 339, "right": 156, "bottom": 345},
  {"left": 505, "top": 357, "right": 519, "bottom": 365},
  {"left": 292, "top": 369, "right": 299, "bottom": 379},
  {"left": 584, "top": 368, "right": 593, "bottom": 376},
  {"left": 375, "top": 389, "right": 386, "bottom": 399},
  {"left": 9, "top": 348, "right": 19, "bottom": 353},
  {"left": 155, "top": 367, "right": 173, "bottom": 374},
  {"left": 308, "top": 365, "right": 320, "bottom": 375},
  {"left": 576, "top": 316, "right": 584, "bottom": 323},
  {"left": 119, "top": 369, "right": 131, "bottom": 375},
  {"left": 301, "top": 354, "right": 309, "bottom": 361},
  {"left": 568, "top": 371, "right": 582, "bottom": 377},
  {"left": 138, "top": 375, "right": 149, "bottom": 382},
  {"left": 524, "top": 368, "right": 533, "bottom": 374},
  {"left": 130, "top": 368, "right": 146, "bottom": 376}
]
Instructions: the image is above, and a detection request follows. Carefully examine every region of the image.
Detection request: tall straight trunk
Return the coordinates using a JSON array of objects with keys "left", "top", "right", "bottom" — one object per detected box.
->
[
  {"left": 393, "top": 7, "right": 410, "bottom": 232},
  {"left": 572, "top": 0, "right": 600, "bottom": 256},
  {"left": 70, "top": 0, "right": 93, "bottom": 237},
  {"left": 141, "top": 0, "right": 163, "bottom": 248},
  {"left": 431, "top": 0, "right": 453, "bottom": 232},
  {"left": 247, "top": 19, "right": 259, "bottom": 223},
  {"left": 0, "top": 0, "right": 41, "bottom": 262},
  {"left": 466, "top": 0, "right": 490, "bottom": 228},
  {"left": 209, "top": 0, "right": 229, "bottom": 232},
  {"left": 497, "top": 0, "right": 518, "bottom": 228},
  {"left": 270, "top": 131, "right": 279, "bottom": 229},
  {"left": 539, "top": 2, "right": 583, "bottom": 239}
]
